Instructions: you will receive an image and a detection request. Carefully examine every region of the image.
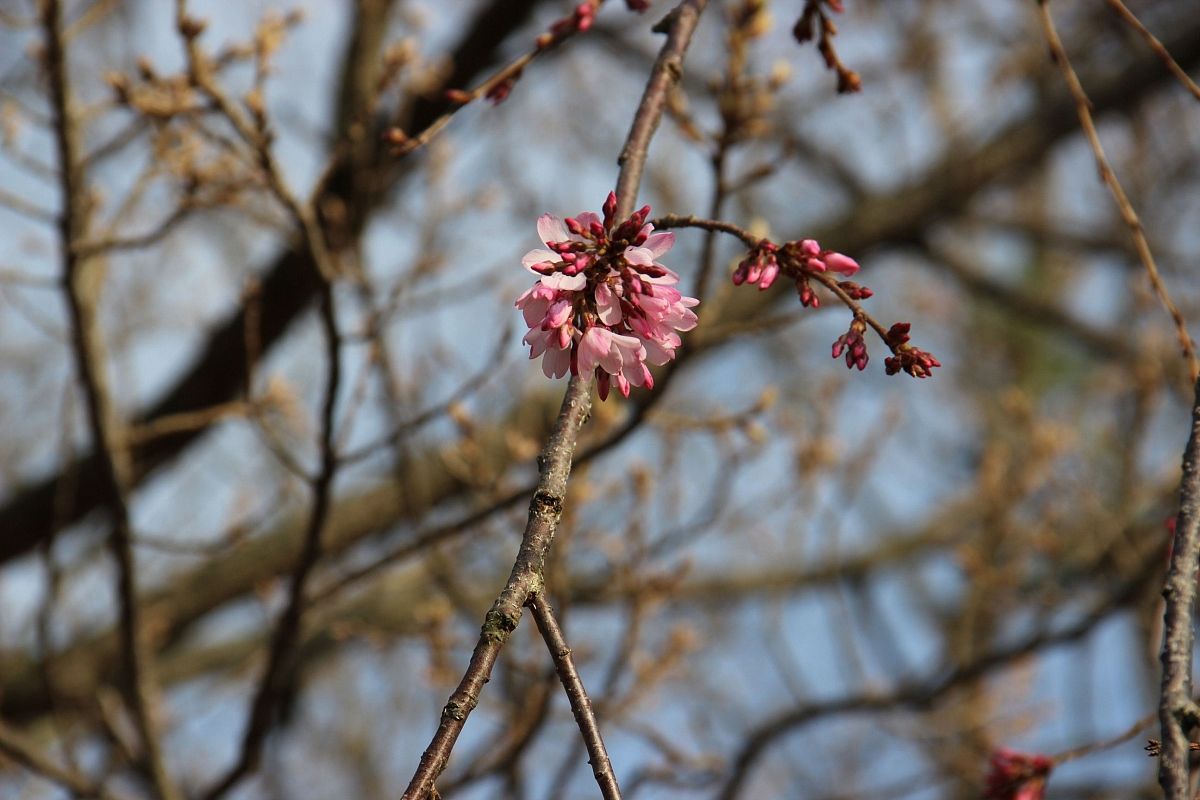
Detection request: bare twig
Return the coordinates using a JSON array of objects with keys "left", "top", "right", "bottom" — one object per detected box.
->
[
  {"left": 0, "top": 719, "right": 135, "bottom": 800},
  {"left": 614, "top": 1, "right": 707, "bottom": 219},
  {"left": 168, "top": 5, "right": 346, "bottom": 798},
  {"left": 528, "top": 593, "right": 622, "bottom": 800},
  {"left": 201, "top": 289, "right": 341, "bottom": 800},
  {"left": 1102, "top": 0, "right": 1200, "bottom": 102},
  {"left": 1053, "top": 709, "right": 1155, "bottom": 765},
  {"left": 653, "top": 214, "right": 757, "bottom": 248},
  {"left": 125, "top": 400, "right": 251, "bottom": 446},
  {"left": 72, "top": 203, "right": 193, "bottom": 258},
  {"left": 39, "top": 3, "right": 182, "bottom": 798},
  {"left": 1158, "top": 374, "right": 1200, "bottom": 799},
  {"left": 385, "top": 0, "right": 596, "bottom": 158},
  {"left": 0, "top": 186, "right": 57, "bottom": 224},
  {"left": 400, "top": 374, "right": 595, "bottom": 799},
  {"left": 1035, "top": 0, "right": 1198, "bottom": 381}
]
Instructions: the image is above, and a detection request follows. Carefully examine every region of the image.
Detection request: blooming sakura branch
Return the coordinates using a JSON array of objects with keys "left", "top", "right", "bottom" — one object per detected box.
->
[
  {"left": 516, "top": 193, "right": 699, "bottom": 401},
  {"left": 518, "top": 198, "right": 942, "bottom": 397}
]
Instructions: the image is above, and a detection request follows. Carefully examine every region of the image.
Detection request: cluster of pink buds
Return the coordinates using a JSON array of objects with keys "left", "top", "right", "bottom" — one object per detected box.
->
[
  {"left": 883, "top": 322, "right": 941, "bottom": 378},
  {"left": 729, "top": 235, "right": 939, "bottom": 377},
  {"left": 832, "top": 318, "right": 869, "bottom": 371},
  {"left": 733, "top": 238, "right": 867, "bottom": 310},
  {"left": 984, "top": 749, "right": 1053, "bottom": 800},
  {"left": 516, "top": 193, "right": 699, "bottom": 401},
  {"left": 732, "top": 238, "right": 861, "bottom": 297}
]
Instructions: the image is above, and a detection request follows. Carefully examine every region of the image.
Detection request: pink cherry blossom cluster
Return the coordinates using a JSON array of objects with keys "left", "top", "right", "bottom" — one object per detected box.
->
[
  {"left": 984, "top": 749, "right": 1053, "bottom": 800},
  {"left": 516, "top": 193, "right": 699, "bottom": 401},
  {"left": 883, "top": 322, "right": 941, "bottom": 378}
]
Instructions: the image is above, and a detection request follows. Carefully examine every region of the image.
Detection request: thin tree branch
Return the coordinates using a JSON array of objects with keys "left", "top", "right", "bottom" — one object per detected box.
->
[
  {"left": 528, "top": 592, "right": 621, "bottom": 800},
  {"left": 173, "top": 2, "right": 346, "bottom": 794},
  {"left": 0, "top": 186, "right": 57, "bottom": 224},
  {"left": 1102, "top": 0, "right": 1200, "bottom": 102},
  {"left": 1035, "top": 0, "right": 1197, "bottom": 381},
  {"left": 0, "top": 719, "right": 136, "bottom": 800},
  {"left": 1158, "top": 373, "right": 1200, "bottom": 799},
  {"left": 400, "top": 374, "right": 594, "bottom": 800},
  {"left": 614, "top": 1, "right": 706, "bottom": 220},
  {"left": 39, "top": 2, "right": 182, "bottom": 798}
]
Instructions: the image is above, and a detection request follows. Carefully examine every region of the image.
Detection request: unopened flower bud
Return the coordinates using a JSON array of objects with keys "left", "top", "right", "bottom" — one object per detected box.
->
[
  {"left": 758, "top": 259, "right": 779, "bottom": 290},
  {"left": 602, "top": 194, "right": 618, "bottom": 227}
]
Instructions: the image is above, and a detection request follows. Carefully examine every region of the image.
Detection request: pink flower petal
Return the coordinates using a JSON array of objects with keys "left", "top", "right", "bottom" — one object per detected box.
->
[
  {"left": 578, "top": 327, "right": 611, "bottom": 375},
  {"left": 667, "top": 305, "right": 698, "bottom": 331},
  {"left": 524, "top": 328, "right": 550, "bottom": 357},
  {"left": 639, "top": 267, "right": 680, "bottom": 285},
  {"left": 522, "top": 248, "right": 558, "bottom": 270},
  {"left": 543, "top": 344, "right": 571, "bottom": 378},
  {"left": 519, "top": 298, "right": 550, "bottom": 328},
  {"left": 643, "top": 231, "right": 675, "bottom": 258},
  {"left": 540, "top": 272, "right": 587, "bottom": 291},
  {"left": 543, "top": 299, "right": 573, "bottom": 330},
  {"left": 576, "top": 211, "right": 602, "bottom": 230},
  {"left": 642, "top": 338, "right": 673, "bottom": 365},
  {"left": 624, "top": 247, "right": 653, "bottom": 267},
  {"left": 595, "top": 283, "right": 622, "bottom": 325},
  {"left": 537, "top": 213, "right": 570, "bottom": 246}
]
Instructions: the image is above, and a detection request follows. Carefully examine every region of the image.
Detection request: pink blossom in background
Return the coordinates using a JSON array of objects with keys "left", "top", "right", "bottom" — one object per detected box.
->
[
  {"left": 516, "top": 193, "right": 699, "bottom": 400},
  {"left": 983, "top": 749, "right": 1053, "bottom": 800}
]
